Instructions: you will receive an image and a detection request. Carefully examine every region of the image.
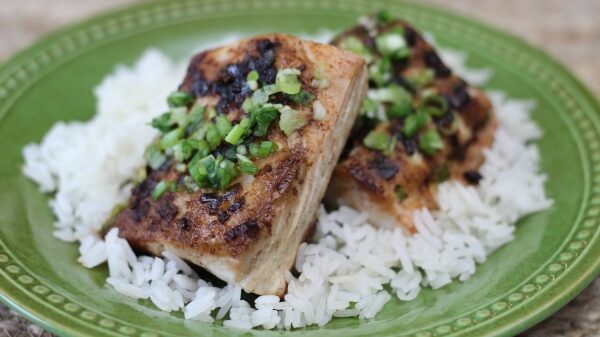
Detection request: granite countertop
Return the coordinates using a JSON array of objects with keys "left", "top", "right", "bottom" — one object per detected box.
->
[{"left": 1, "top": 1, "right": 599, "bottom": 336}]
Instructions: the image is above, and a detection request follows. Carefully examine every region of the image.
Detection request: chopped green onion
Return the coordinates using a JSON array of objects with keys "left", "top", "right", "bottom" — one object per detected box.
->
[
  {"left": 167, "top": 91, "right": 193, "bottom": 107},
  {"left": 279, "top": 106, "right": 307, "bottom": 136},
  {"left": 144, "top": 143, "right": 167, "bottom": 170},
  {"left": 403, "top": 110, "right": 431, "bottom": 137},
  {"left": 251, "top": 89, "right": 269, "bottom": 107},
  {"left": 420, "top": 94, "right": 448, "bottom": 117},
  {"left": 239, "top": 161, "right": 258, "bottom": 175},
  {"left": 276, "top": 68, "right": 302, "bottom": 95},
  {"left": 159, "top": 128, "right": 184, "bottom": 149},
  {"left": 188, "top": 154, "right": 215, "bottom": 188},
  {"left": 195, "top": 139, "right": 210, "bottom": 157},
  {"left": 254, "top": 107, "right": 278, "bottom": 136},
  {"left": 151, "top": 180, "right": 168, "bottom": 200},
  {"left": 406, "top": 69, "right": 435, "bottom": 89},
  {"left": 169, "top": 107, "right": 188, "bottom": 128},
  {"left": 338, "top": 36, "right": 373, "bottom": 63},
  {"left": 375, "top": 10, "right": 394, "bottom": 25},
  {"left": 361, "top": 98, "right": 385, "bottom": 121},
  {"left": 375, "top": 29, "right": 410, "bottom": 60},
  {"left": 173, "top": 140, "right": 194, "bottom": 162},
  {"left": 225, "top": 124, "right": 246, "bottom": 145},
  {"left": 363, "top": 130, "right": 391, "bottom": 151},
  {"left": 207, "top": 106, "right": 217, "bottom": 119},
  {"left": 204, "top": 124, "right": 222, "bottom": 150},
  {"left": 388, "top": 100, "right": 412, "bottom": 118},
  {"left": 263, "top": 84, "right": 280, "bottom": 96},
  {"left": 151, "top": 112, "right": 174, "bottom": 133},
  {"left": 222, "top": 145, "right": 238, "bottom": 161},
  {"left": 288, "top": 90, "right": 315, "bottom": 105},
  {"left": 215, "top": 115, "right": 232, "bottom": 137},
  {"left": 216, "top": 158, "right": 237, "bottom": 188},
  {"left": 368, "top": 85, "right": 412, "bottom": 105},
  {"left": 185, "top": 103, "right": 205, "bottom": 133},
  {"left": 384, "top": 136, "right": 397, "bottom": 156},
  {"left": 368, "top": 58, "right": 392, "bottom": 87},
  {"left": 419, "top": 129, "right": 444, "bottom": 155},
  {"left": 247, "top": 70, "right": 259, "bottom": 81},
  {"left": 237, "top": 154, "right": 258, "bottom": 175},
  {"left": 250, "top": 141, "right": 277, "bottom": 158},
  {"left": 394, "top": 185, "right": 408, "bottom": 202},
  {"left": 236, "top": 145, "right": 248, "bottom": 155},
  {"left": 246, "top": 70, "right": 259, "bottom": 91},
  {"left": 181, "top": 175, "right": 198, "bottom": 192}
]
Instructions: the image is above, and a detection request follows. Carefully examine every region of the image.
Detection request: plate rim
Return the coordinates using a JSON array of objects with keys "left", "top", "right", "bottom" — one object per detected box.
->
[{"left": 1, "top": 0, "right": 599, "bottom": 336}]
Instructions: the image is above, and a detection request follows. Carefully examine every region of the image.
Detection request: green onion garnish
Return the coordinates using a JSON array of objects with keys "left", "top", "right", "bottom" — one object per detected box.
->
[
  {"left": 403, "top": 110, "right": 431, "bottom": 137},
  {"left": 246, "top": 70, "right": 259, "bottom": 91},
  {"left": 151, "top": 112, "right": 174, "bottom": 133},
  {"left": 338, "top": 36, "right": 373, "bottom": 63},
  {"left": 159, "top": 128, "right": 184, "bottom": 149},
  {"left": 250, "top": 141, "right": 277, "bottom": 158},
  {"left": 419, "top": 129, "right": 444, "bottom": 155},
  {"left": 216, "top": 158, "right": 237, "bottom": 189},
  {"left": 185, "top": 103, "right": 205, "bottom": 133},
  {"left": 288, "top": 90, "right": 315, "bottom": 105},
  {"left": 368, "top": 86, "right": 412, "bottom": 105},
  {"left": 375, "top": 10, "right": 394, "bottom": 25},
  {"left": 237, "top": 145, "right": 248, "bottom": 155},
  {"left": 253, "top": 107, "right": 278, "bottom": 137},
  {"left": 225, "top": 124, "right": 246, "bottom": 145},
  {"left": 279, "top": 106, "right": 307, "bottom": 136},
  {"left": 145, "top": 143, "right": 167, "bottom": 170},
  {"left": 204, "top": 124, "right": 222, "bottom": 150},
  {"left": 406, "top": 69, "right": 435, "bottom": 89},
  {"left": 195, "top": 139, "right": 210, "bottom": 158},
  {"left": 363, "top": 130, "right": 391, "bottom": 151},
  {"left": 247, "top": 70, "right": 259, "bottom": 81},
  {"left": 375, "top": 28, "right": 408, "bottom": 56},
  {"left": 215, "top": 115, "right": 232, "bottom": 137},
  {"left": 151, "top": 180, "right": 168, "bottom": 200},
  {"left": 276, "top": 68, "right": 302, "bottom": 95},
  {"left": 237, "top": 154, "right": 258, "bottom": 175},
  {"left": 167, "top": 91, "right": 193, "bottom": 108},
  {"left": 420, "top": 94, "right": 448, "bottom": 117},
  {"left": 388, "top": 100, "right": 412, "bottom": 118},
  {"left": 368, "top": 58, "right": 392, "bottom": 87},
  {"left": 173, "top": 140, "right": 194, "bottom": 162},
  {"left": 170, "top": 107, "right": 189, "bottom": 128}
]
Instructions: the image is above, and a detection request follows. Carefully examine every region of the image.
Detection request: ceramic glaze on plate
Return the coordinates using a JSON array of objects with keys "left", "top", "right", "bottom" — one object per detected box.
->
[{"left": 0, "top": 0, "right": 599, "bottom": 336}]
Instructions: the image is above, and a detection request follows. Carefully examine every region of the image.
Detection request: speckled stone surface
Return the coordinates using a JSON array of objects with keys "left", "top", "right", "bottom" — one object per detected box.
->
[{"left": 0, "top": 1, "right": 599, "bottom": 336}]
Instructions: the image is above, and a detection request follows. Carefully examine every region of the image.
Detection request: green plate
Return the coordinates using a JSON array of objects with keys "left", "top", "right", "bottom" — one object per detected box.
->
[{"left": 1, "top": 0, "right": 599, "bottom": 336}]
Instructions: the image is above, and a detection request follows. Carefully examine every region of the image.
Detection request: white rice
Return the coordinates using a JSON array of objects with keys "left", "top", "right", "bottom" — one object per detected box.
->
[{"left": 21, "top": 36, "right": 552, "bottom": 330}]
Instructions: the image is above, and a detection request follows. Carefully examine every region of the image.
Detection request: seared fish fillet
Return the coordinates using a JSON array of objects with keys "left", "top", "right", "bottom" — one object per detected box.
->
[
  {"left": 326, "top": 17, "right": 496, "bottom": 231},
  {"left": 112, "top": 34, "right": 367, "bottom": 295}
]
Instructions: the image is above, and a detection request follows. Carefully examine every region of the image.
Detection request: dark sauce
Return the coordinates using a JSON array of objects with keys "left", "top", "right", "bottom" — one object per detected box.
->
[
  {"left": 186, "top": 39, "right": 280, "bottom": 114},
  {"left": 225, "top": 220, "right": 259, "bottom": 242},
  {"left": 424, "top": 51, "right": 451, "bottom": 78},
  {"left": 368, "top": 153, "right": 399, "bottom": 180},
  {"left": 464, "top": 170, "right": 483, "bottom": 185}
]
